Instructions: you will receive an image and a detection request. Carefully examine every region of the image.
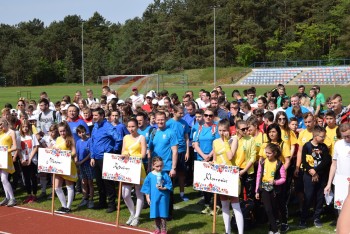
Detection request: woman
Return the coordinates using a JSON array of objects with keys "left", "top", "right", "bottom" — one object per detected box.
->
[
  {"left": 16, "top": 99, "right": 26, "bottom": 119},
  {"left": 121, "top": 104, "right": 134, "bottom": 125},
  {"left": 121, "top": 118, "right": 147, "bottom": 226},
  {"left": 309, "top": 88, "right": 320, "bottom": 115},
  {"left": 193, "top": 108, "right": 220, "bottom": 214},
  {"left": 77, "top": 99, "right": 88, "bottom": 117},
  {"left": 275, "top": 111, "right": 297, "bottom": 157},
  {"left": 163, "top": 97, "right": 174, "bottom": 116},
  {"left": 0, "top": 118, "right": 17, "bottom": 207}
]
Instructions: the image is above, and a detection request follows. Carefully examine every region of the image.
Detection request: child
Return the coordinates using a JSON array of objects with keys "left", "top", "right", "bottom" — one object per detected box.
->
[
  {"left": 300, "top": 126, "right": 331, "bottom": 228},
  {"left": 19, "top": 120, "right": 39, "bottom": 203},
  {"left": 255, "top": 143, "right": 286, "bottom": 234},
  {"left": 54, "top": 122, "right": 78, "bottom": 214},
  {"left": 0, "top": 118, "right": 17, "bottom": 207},
  {"left": 76, "top": 125, "right": 94, "bottom": 209},
  {"left": 121, "top": 118, "right": 147, "bottom": 226},
  {"left": 37, "top": 124, "right": 59, "bottom": 200},
  {"left": 141, "top": 157, "right": 172, "bottom": 234},
  {"left": 213, "top": 119, "right": 244, "bottom": 234}
]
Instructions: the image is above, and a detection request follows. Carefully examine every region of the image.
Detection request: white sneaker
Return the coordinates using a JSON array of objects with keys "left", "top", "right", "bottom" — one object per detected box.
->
[
  {"left": 78, "top": 199, "right": 88, "bottom": 207},
  {"left": 126, "top": 215, "right": 134, "bottom": 225},
  {"left": 6, "top": 199, "right": 17, "bottom": 207},
  {"left": 130, "top": 217, "right": 139, "bottom": 226}
]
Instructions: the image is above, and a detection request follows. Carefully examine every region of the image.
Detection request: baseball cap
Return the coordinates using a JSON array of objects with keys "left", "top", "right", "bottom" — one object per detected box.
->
[{"left": 132, "top": 87, "right": 138, "bottom": 91}]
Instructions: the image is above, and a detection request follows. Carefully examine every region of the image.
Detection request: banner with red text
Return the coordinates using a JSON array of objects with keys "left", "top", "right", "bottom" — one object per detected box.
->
[{"left": 38, "top": 148, "right": 72, "bottom": 175}]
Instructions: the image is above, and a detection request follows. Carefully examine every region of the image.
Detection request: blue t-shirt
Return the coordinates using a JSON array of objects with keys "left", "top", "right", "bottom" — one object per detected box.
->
[
  {"left": 67, "top": 119, "right": 90, "bottom": 144},
  {"left": 285, "top": 106, "right": 309, "bottom": 129},
  {"left": 150, "top": 127, "right": 178, "bottom": 171},
  {"left": 76, "top": 138, "right": 90, "bottom": 166},
  {"left": 193, "top": 123, "right": 220, "bottom": 159},
  {"left": 138, "top": 125, "right": 155, "bottom": 163},
  {"left": 166, "top": 118, "right": 190, "bottom": 153}
]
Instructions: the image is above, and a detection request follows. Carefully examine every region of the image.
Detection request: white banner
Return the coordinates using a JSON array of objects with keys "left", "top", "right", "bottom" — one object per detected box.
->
[
  {"left": 0, "top": 146, "right": 8, "bottom": 169},
  {"left": 193, "top": 161, "right": 240, "bottom": 197},
  {"left": 38, "top": 148, "right": 72, "bottom": 176},
  {"left": 334, "top": 174, "right": 350, "bottom": 209},
  {"left": 102, "top": 153, "right": 142, "bottom": 184}
]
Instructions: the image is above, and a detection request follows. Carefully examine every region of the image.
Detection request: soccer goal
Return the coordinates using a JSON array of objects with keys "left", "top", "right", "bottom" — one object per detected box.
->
[{"left": 100, "top": 74, "right": 159, "bottom": 99}]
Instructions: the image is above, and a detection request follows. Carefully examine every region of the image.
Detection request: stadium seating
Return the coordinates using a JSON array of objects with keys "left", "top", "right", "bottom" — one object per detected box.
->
[
  {"left": 240, "top": 68, "right": 302, "bottom": 85},
  {"left": 239, "top": 66, "right": 350, "bottom": 85}
]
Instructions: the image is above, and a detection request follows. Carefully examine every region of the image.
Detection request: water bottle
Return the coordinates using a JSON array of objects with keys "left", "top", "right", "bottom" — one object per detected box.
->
[{"left": 156, "top": 172, "right": 162, "bottom": 187}]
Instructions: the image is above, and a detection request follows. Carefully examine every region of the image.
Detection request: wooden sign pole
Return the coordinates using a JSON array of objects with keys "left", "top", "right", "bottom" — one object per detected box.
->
[
  {"left": 51, "top": 174, "right": 55, "bottom": 215},
  {"left": 116, "top": 181, "right": 123, "bottom": 227},
  {"left": 212, "top": 193, "right": 217, "bottom": 234}
]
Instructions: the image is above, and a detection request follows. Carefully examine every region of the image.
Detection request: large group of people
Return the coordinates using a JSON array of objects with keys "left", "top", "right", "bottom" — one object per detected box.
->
[{"left": 0, "top": 84, "right": 350, "bottom": 234}]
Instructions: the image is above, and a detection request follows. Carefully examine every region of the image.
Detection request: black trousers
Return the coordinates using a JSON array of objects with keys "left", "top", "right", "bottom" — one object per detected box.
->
[
  {"left": 94, "top": 158, "right": 116, "bottom": 207},
  {"left": 240, "top": 172, "right": 255, "bottom": 200},
  {"left": 22, "top": 163, "right": 38, "bottom": 195},
  {"left": 261, "top": 189, "right": 279, "bottom": 232},
  {"left": 301, "top": 173, "right": 326, "bottom": 221}
]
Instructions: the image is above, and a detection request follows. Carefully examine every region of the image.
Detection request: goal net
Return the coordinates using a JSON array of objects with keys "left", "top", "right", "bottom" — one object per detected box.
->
[{"left": 100, "top": 74, "right": 159, "bottom": 100}]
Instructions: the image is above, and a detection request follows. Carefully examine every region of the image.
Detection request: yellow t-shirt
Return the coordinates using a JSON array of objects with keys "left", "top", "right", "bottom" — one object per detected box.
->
[
  {"left": 259, "top": 142, "right": 291, "bottom": 164},
  {"left": 254, "top": 132, "right": 268, "bottom": 160},
  {"left": 0, "top": 131, "right": 15, "bottom": 174},
  {"left": 213, "top": 138, "right": 233, "bottom": 165},
  {"left": 55, "top": 137, "right": 77, "bottom": 182},
  {"left": 234, "top": 135, "right": 256, "bottom": 174},
  {"left": 262, "top": 160, "right": 277, "bottom": 182}
]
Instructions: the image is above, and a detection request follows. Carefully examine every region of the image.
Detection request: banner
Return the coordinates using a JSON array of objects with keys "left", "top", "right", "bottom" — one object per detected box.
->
[
  {"left": 193, "top": 161, "right": 240, "bottom": 197},
  {"left": 0, "top": 146, "right": 8, "bottom": 169},
  {"left": 102, "top": 153, "right": 142, "bottom": 184},
  {"left": 38, "top": 148, "right": 72, "bottom": 176},
  {"left": 334, "top": 174, "right": 350, "bottom": 209}
]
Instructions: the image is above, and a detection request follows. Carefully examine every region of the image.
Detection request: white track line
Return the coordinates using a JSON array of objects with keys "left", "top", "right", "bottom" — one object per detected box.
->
[
  {"left": 13, "top": 206, "right": 151, "bottom": 233},
  {"left": 0, "top": 231, "right": 12, "bottom": 234}
]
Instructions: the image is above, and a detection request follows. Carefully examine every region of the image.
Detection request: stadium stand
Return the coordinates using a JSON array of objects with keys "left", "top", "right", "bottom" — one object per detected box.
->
[{"left": 239, "top": 66, "right": 350, "bottom": 85}]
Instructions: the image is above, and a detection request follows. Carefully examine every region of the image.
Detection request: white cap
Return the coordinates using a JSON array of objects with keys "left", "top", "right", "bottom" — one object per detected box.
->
[
  {"left": 152, "top": 99, "right": 158, "bottom": 105},
  {"left": 61, "top": 104, "right": 70, "bottom": 111},
  {"left": 117, "top": 100, "right": 125, "bottom": 105}
]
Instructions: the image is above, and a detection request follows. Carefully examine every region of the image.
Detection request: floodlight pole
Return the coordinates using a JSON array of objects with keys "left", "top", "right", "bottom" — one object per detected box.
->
[
  {"left": 213, "top": 6, "right": 216, "bottom": 87},
  {"left": 82, "top": 20, "right": 85, "bottom": 86}
]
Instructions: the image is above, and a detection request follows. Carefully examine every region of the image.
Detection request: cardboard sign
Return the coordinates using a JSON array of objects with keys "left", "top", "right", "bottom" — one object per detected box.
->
[
  {"left": 0, "top": 146, "right": 8, "bottom": 169},
  {"left": 102, "top": 153, "right": 142, "bottom": 184},
  {"left": 38, "top": 148, "right": 72, "bottom": 175},
  {"left": 334, "top": 174, "right": 350, "bottom": 209},
  {"left": 193, "top": 161, "right": 240, "bottom": 197}
]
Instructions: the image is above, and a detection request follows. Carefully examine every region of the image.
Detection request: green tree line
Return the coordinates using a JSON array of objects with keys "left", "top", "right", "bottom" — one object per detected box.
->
[{"left": 1, "top": 0, "right": 350, "bottom": 86}]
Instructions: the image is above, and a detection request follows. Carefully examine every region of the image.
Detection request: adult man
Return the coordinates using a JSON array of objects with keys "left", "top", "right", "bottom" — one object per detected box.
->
[
  {"left": 199, "top": 91, "right": 211, "bottom": 109},
  {"left": 228, "top": 101, "right": 244, "bottom": 127},
  {"left": 142, "top": 93, "right": 154, "bottom": 113},
  {"left": 149, "top": 111, "right": 178, "bottom": 218},
  {"left": 182, "top": 102, "right": 196, "bottom": 128},
  {"left": 157, "top": 90, "right": 169, "bottom": 106},
  {"left": 36, "top": 98, "right": 61, "bottom": 135},
  {"left": 37, "top": 92, "right": 56, "bottom": 111},
  {"left": 234, "top": 120, "right": 257, "bottom": 200},
  {"left": 231, "top": 90, "right": 244, "bottom": 103},
  {"left": 298, "top": 85, "right": 308, "bottom": 99},
  {"left": 89, "top": 108, "right": 119, "bottom": 213},
  {"left": 330, "top": 94, "right": 350, "bottom": 125},
  {"left": 102, "top": 86, "right": 117, "bottom": 103},
  {"left": 325, "top": 123, "right": 350, "bottom": 225},
  {"left": 130, "top": 87, "right": 144, "bottom": 109},
  {"left": 285, "top": 94, "right": 310, "bottom": 125},
  {"left": 313, "top": 85, "right": 326, "bottom": 111},
  {"left": 166, "top": 106, "right": 190, "bottom": 201},
  {"left": 110, "top": 110, "right": 128, "bottom": 154},
  {"left": 246, "top": 89, "right": 257, "bottom": 108}
]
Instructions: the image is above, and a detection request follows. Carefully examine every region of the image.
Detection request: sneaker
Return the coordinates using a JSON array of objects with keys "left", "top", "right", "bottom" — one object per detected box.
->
[
  {"left": 37, "top": 192, "right": 47, "bottom": 201},
  {"left": 201, "top": 206, "right": 212, "bottom": 214},
  {"left": 210, "top": 206, "right": 221, "bottom": 216},
  {"left": 55, "top": 207, "right": 67, "bottom": 214},
  {"left": 78, "top": 198, "right": 88, "bottom": 207},
  {"left": 64, "top": 207, "right": 72, "bottom": 213},
  {"left": 126, "top": 215, "right": 135, "bottom": 225},
  {"left": 298, "top": 220, "right": 307, "bottom": 229},
  {"left": 130, "top": 217, "right": 139, "bottom": 226},
  {"left": 180, "top": 195, "right": 189, "bottom": 202},
  {"left": 6, "top": 199, "right": 16, "bottom": 207},
  {"left": 0, "top": 198, "right": 9, "bottom": 206},
  {"left": 106, "top": 206, "right": 116, "bottom": 213},
  {"left": 314, "top": 219, "right": 322, "bottom": 228},
  {"left": 280, "top": 223, "right": 289, "bottom": 232},
  {"left": 23, "top": 195, "right": 33, "bottom": 204},
  {"left": 87, "top": 200, "right": 94, "bottom": 209}
]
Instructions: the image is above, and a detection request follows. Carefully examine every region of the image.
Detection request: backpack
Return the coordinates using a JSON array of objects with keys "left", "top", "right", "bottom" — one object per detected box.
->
[
  {"left": 39, "top": 110, "right": 57, "bottom": 123},
  {"left": 194, "top": 124, "right": 217, "bottom": 142}
]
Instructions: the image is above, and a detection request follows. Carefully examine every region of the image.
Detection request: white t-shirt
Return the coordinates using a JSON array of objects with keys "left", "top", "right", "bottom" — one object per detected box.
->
[
  {"left": 20, "top": 134, "right": 39, "bottom": 161},
  {"left": 106, "top": 94, "right": 117, "bottom": 103},
  {"left": 333, "top": 139, "right": 350, "bottom": 177},
  {"left": 130, "top": 94, "right": 144, "bottom": 107}
]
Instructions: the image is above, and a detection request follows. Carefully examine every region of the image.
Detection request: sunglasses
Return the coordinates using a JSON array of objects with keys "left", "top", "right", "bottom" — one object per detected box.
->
[
  {"left": 239, "top": 127, "right": 249, "bottom": 131},
  {"left": 204, "top": 114, "right": 213, "bottom": 118}
]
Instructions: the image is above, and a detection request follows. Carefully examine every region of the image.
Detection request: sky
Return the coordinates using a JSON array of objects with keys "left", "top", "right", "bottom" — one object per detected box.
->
[{"left": 0, "top": 0, "right": 155, "bottom": 26}]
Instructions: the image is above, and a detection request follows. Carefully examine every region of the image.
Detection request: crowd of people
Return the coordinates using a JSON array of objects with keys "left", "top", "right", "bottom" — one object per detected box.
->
[{"left": 0, "top": 84, "right": 350, "bottom": 234}]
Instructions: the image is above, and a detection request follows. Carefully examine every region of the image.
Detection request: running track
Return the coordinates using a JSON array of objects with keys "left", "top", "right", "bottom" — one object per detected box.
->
[{"left": 0, "top": 206, "right": 151, "bottom": 234}]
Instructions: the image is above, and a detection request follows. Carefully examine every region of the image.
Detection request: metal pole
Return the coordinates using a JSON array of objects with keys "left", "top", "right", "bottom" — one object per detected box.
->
[
  {"left": 213, "top": 7, "right": 216, "bottom": 87},
  {"left": 82, "top": 21, "right": 85, "bottom": 86}
]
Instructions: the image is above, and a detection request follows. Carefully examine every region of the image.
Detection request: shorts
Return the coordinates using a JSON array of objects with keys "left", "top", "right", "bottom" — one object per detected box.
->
[
  {"left": 79, "top": 163, "right": 95, "bottom": 180},
  {"left": 176, "top": 152, "right": 188, "bottom": 172}
]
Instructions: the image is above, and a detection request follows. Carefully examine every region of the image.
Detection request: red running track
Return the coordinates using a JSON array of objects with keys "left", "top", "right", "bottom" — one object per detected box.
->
[{"left": 0, "top": 206, "right": 151, "bottom": 234}]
